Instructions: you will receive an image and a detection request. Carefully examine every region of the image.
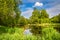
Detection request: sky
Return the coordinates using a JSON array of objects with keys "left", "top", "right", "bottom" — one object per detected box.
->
[{"left": 19, "top": 0, "right": 60, "bottom": 18}]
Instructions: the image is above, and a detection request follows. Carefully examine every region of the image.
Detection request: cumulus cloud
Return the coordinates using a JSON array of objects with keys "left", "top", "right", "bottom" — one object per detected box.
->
[
  {"left": 33, "top": 2, "right": 43, "bottom": 7},
  {"left": 21, "top": 8, "right": 33, "bottom": 18}
]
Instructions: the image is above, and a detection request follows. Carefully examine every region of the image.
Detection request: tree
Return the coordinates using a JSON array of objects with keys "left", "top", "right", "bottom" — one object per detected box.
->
[
  {"left": 30, "top": 9, "right": 50, "bottom": 24},
  {"left": 41, "top": 9, "right": 49, "bottom": 18},
  {"left": 51, "top": 14, "right": 60, "bottom": 23},
  {"left": 0, "top": 0, "right": 22, "bottom": 27},
  {"left": 30, "top": 8, "right": 40, "bottom": 24},
  {"left": 19, "top": 16, "right": 28, "bottom": 26},
  {"left": 39, "top": 9, "right": 50, "bottom": 23},
  {"left": 51, "top": 14, "right": 60, "bottom": 33}
]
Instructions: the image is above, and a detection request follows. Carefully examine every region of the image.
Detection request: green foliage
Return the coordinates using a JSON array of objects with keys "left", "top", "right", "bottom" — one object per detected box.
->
[
  {"left": 40, "top": 9, "right": 50, "bottom": 23},
  {"left": 51, "top": 14, "right": 60, "bottom": 23},
  {"left": 39, "top": 18, "right": 51, "bottom": 23},
  {"left": 0, "top": 26, "right": 38, "bottom": 40},
  {"left": 0, "top": 0, "right": 21, "bottom": 27},
  {"left": 30, "top": 25, "right": 43, "bottom": 36},
  {"left": 50, "top": 14, "right": 60, "bottom": 33},
  {"left": 30, "top": 8, "right": 40, "bottom": 24},
  {"left": 19, "top": 16, "right": 28, "bottom": 26},
  {"left": 29, "top": 8, "right": 51, "bottom": 36},
  {"left": 41, "top": 9, "right": 49, "bottom": 18},
  {"left": 30, "top": 25, "right": 60, "bottom": 40},
  {"left": 0, "top": 0, "right": 60, "bottom": 40},
  {"left": 42, "top": 27, "right": 60, "bottom": 40},
  {"left": 0, "top": 26, "right": 60, "bottom": 40},
  {"left": 30, "top": 8, "right": 50, "bottom": 24}
]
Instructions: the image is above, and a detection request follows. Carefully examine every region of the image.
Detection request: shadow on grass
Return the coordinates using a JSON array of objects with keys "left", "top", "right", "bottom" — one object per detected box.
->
[
  {"left": 0, "top": 27, "right": 7, "bottom": 34},
  {"left": 0, "top": 26, "right": 15, "bottom": 34}
]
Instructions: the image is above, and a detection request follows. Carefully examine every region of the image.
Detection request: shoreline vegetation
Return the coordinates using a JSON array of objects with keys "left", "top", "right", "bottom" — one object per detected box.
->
[{"left": 0, "top": 26, "right": 60, "bottom": 40}]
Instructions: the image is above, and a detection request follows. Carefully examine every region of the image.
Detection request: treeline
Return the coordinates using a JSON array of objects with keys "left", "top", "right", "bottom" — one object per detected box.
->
[{"left": 0, "top": 0, "right": 60, "bottom": 27}]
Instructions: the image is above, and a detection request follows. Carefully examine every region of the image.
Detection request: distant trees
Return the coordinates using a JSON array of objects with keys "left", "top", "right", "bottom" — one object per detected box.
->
[
  {"left": 39, "top": 9, "right": 50, "bottom": 23},
  {"left": 50, "top": 14, "right": 60, "bottom": 31},
  {"left": 30, "top": 8, "right": 60, "bottom": 35},
  {"left": 30, "top": 8, "right": 50, "bottom": 24},
  {"left": 51, "top": 14, "right": 60, "bottom": 33},
  {"left": 30, "top": 8, "right": 40, "bottom": 24},
  {"left": 19, "top": 16, "right": 28, "bottom": 26},
  {"left": 41, "top": 9, "right": 49, "bottom": 18},
  {"left": 51, "top": 14, "right": 60, "bottom": 23}
]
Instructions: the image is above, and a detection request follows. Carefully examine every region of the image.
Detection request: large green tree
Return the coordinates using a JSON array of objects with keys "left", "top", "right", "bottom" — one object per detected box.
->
[
  {"left": 19, "top": 16, "right": 28, "bottom": 26},
  {"left": 30, "top": 8, "right": 40, "bottom": 24},
  {"left": 30, "top": 8, "right": 49, "bottom": 24},
  {"left": 0, "top": 0, "right": 22, "bottom": 27},
  {"left": 39, "top": 9, "right": 50, "bottom": 23},
  {"left": 41, "top": 9, "right": 49, "bottom": 18}
]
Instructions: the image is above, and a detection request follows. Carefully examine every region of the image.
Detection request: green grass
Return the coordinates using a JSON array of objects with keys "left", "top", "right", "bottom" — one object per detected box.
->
[{"left": 0, "top": 26, "right": 60, "bottom": 40}]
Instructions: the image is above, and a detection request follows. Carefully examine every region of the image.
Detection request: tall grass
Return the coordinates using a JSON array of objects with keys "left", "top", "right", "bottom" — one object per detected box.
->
[{"left": 0, "top": 26, "right": 60, "bottom": 40}]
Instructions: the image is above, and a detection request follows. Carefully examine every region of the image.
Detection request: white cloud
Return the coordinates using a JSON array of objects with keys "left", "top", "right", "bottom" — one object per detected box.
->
[
  {"left": 21, "top": 8, "right": 33, "bottom": 18},
  {"left": 46, "top": 4, "right": 60, "bottom": 18},
  {"left": 33, "top": 2, "right": 43, "bottom": 7}
]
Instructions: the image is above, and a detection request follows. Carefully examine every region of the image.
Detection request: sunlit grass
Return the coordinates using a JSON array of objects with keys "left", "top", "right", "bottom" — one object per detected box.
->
[{"left": 0, "top": 26, "right": 60, "bottom": 40}]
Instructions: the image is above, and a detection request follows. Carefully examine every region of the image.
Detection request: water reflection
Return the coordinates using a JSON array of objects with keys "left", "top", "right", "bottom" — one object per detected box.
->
[{"left": 24, "top": 29, "right": 32, "bottom": 35}]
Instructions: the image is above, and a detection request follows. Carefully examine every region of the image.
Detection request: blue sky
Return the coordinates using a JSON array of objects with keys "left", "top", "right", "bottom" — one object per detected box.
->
[{"left": 19, "top": 0, "right": 60, "bottom": 18}]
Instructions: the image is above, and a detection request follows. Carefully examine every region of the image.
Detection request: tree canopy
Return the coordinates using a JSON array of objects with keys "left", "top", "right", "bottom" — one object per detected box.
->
[
  {"left": 51, "top": 14, "right": 60, "bottom": 23},
  {"left": 0, "top": 0, "right": 22, "bottom": 26},
  {"left": 30, "top": 8, "right": 49, "bottom": 24}
]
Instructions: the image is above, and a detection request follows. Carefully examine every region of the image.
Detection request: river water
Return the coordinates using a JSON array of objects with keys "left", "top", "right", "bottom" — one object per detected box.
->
[{"left": 24, "top": 29, "right": 32, "bottom": 35}]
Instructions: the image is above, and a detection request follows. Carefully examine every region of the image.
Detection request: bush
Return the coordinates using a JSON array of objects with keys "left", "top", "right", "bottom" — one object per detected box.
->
[{"left": 42, "top": 27, "right": 60, "bottom": 40}]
